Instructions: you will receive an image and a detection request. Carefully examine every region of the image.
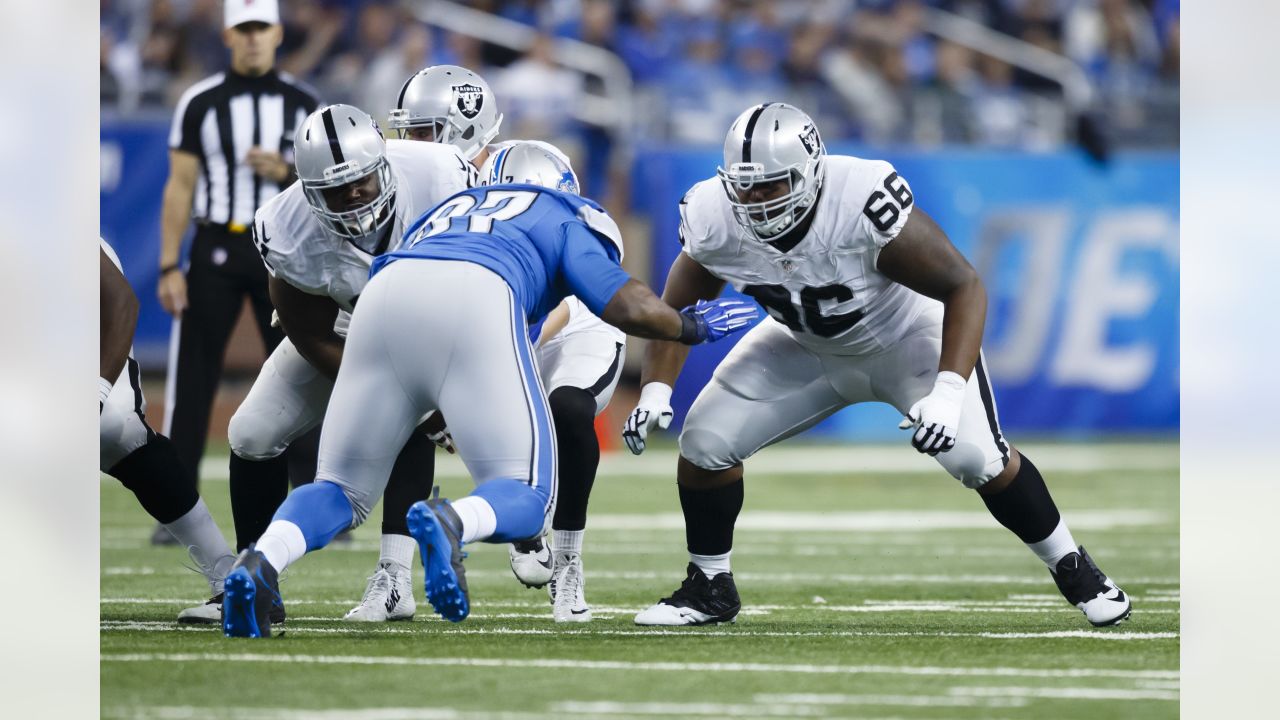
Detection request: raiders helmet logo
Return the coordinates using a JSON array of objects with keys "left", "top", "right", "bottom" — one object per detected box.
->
[
  {"left": 798, "top": 124, "right": 821, "bottom": 157},
  {"left": 453, "top": 83, "right": 484, "bottom": 120}
]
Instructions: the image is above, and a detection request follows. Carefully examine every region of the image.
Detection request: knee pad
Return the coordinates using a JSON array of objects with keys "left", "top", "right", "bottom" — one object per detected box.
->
[
  {"left": 678, "top": 427, "right": 742, "bottom": 472},
  {"left": 936, "top": 441, "right": 1005, "bottom": 489},
  {"left": 548, "top": 387, "right": 596, "bottom": 441},
  {"left": 228, "top": 410, "right": 289, "bottom": 461}
]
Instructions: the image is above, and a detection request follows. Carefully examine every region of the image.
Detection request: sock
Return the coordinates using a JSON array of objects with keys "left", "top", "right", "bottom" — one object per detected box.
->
[
  {"left": 690, "top": 551, "right": 732, "bottom": 578},
  {"left": 554, "top": 529, "right": 584, "bottom": 555},
  {"left": 979, "top": 453, "right": 1061, "bottom": 544},
  {"left": 271, "top": 480, "right": 354, "bottom": 551},
  {"left": 679, "top": 478, "right": 744, "bottom": 556},
  {"left": 382, "top": 432, "right": 436, "bottom": 536},
  {"left": 1028, "top": 518, "right": 1079, "bottom": 569},
  {"left": 548, "top": 387, "right": 599, "bottom": 532},
  {"left": 256, "top": 520, "right": 307, "bottom": 573},
  {"left": 468, "top": 478, "right": 548, "bottom": 543},
  {"left": 107, "top": 434, "right": 199, "bottom": 524},
  {"left": 228, "top": 452, "right": 289, "bottom": 551},
  {"left": 451, "top": 495, "right": 498, "bottom": 544},
  {"left": 380, "top": 533, "right": 416, "bottom": 572},
  {"left": 163, "top": 497, "right": 236, "bottom": 590}
]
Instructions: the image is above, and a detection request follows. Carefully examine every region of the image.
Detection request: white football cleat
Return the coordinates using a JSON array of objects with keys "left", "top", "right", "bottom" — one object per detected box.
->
[
  {"left": 1050, "top": 546, "right": 1132, "bottom": 627},
  {"left": 343, "top": 565, "right": 416, "bottom": 622},
  {"left": 509, "top": 537, "right": 553, "bottom": 589},
  {"left": 177, "top": 594, "right": 223, "bottom": 624},
  {"left": 549, "top": 552, "right": 592, "bottom": 623}
]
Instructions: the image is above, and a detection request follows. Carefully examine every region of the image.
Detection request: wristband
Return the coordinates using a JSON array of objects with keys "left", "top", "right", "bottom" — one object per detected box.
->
[
  {"left": 160, "top": 263, "right": 182, "bottom": 277},
  {"left": 99, "top": 377, "right": 114, "bottom": 409},
  {"left": 676, "top": 313, "right": 702, "bottom": 345},
  {"left": 931, "top": 370, "right": 968, "bottom": 403},
  {"left": 638, "top": 382, "right": 673, "bottom": 408}
]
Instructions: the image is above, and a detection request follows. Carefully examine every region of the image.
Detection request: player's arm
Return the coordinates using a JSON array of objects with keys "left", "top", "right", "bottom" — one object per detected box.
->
[
  {"left": 100, "top": 249, "right": 139, "bottom": 410},
  {"left": 157, "top": 150, "right": 199, "bottom": 316},
  {"left": 876, "top": 206, "right": 986, "bottom": 455},
  {"left": 268, "top": 275, "right": 344, "bottom": 380}
]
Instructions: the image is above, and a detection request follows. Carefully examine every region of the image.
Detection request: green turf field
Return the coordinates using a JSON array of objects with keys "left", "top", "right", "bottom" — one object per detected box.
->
[{"left": 101, "top": 441, "right": 1178, "bottom": 719}]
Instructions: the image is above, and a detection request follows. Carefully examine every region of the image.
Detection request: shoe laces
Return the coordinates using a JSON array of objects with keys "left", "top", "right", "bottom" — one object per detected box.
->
[
  {"left": 664, "top": 567, "right": 709, "bottom": 605},
  {"left": 555, "top": 554, "right": 584, "bottom": 603},
  {"left": 1057, "top": 553, "right": 1108, "bottom": 602},
  {"left": 359, "top": 568, "right": 393, "bottom": 605}
]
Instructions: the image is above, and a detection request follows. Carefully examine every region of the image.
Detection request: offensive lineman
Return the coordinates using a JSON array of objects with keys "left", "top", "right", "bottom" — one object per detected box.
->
[
  {"left": 213, "top": 104, "right": 474, "bottom": 625},
  {"left": 101, "top": 238, "right": 239, "bottom": 620},
  {"left": 388, "top": 65, "right": 625, "bottom": 621},
  {"left": 221, "top": 145, "right": 758, "bottom": 637},
  {"left": 624, "top": 103, "right": 1131, "bottom": 628}
]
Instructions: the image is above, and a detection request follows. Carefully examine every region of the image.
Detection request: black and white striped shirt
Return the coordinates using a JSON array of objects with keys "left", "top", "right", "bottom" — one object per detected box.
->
[{"left": 169, "top": 69, "right": 320, "bottom": 228}]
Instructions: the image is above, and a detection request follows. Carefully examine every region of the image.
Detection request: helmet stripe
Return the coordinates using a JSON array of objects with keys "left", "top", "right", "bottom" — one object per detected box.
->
[
  {"left": 320, "top": 108, "right": 346, "bottom": 165},
  {"left": 395, "top": 74, "right": 414, "bottom": 111},
  {"left": 741, "top": 102, "right": 773, "bottom": 164}
]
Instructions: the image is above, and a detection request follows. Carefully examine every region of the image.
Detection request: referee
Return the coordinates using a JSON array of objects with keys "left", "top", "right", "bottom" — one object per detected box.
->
[{"left": 156, "top": 0, "right": 319, "bottom": 543}]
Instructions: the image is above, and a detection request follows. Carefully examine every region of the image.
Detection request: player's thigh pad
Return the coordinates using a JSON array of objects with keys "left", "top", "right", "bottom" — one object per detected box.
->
[
  {"left": 435, "top": 267, "right": 557, "bottom": 522},
  {"left": 680, "top": 318, "right": 845, "bottom": 471},
  {"left": 100, "top": 359, "right": 152, "bottom": 471},
  {"left": 871, "top": 308, "right": 1010, "bottom": 488},
  {"left": 315, "top": 261, "right": 457, "bottom": 525},
  {"left": 537, "top": 325, "right": 625, "bottom": 415},
  {"left": 228, "top": 337, "right": 334, "bottom": 460}
]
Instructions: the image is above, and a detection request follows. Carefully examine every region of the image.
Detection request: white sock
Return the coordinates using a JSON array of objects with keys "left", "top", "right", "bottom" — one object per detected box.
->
[
  {"left": 690, "top": 551, "right": 732, "bottom": 578},
  {"left": 256, "top": 520, "right": 308, "bottom": 573},
  {"left": 450, "top": 496, "right": 497, "bottom": 544},
  {"left": 554, "top": 529, "right": 584, "bottom": 555},
  {"left": 380, "top": 533, "right": 416, "bottom": 573},
  {"left": 1028, "top": 519, "right": 1079, "bottom": 569},
  {"left": 163, "top": 498, "right": 235, "bottom": 590}
]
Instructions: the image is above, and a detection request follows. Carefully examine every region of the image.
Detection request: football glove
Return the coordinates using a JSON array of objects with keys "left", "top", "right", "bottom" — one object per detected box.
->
[
  {"left": 418, "top": 411, "right": 456, "bottom": 454},
  {"left": 898, "top": 371, "right": 967, "bottom": 456},
  {"left": 623, "top": 382, "right": 674, "bottom": 455},
  {"left": 678, "top": 298, "right": 759, "bottom": 344}
]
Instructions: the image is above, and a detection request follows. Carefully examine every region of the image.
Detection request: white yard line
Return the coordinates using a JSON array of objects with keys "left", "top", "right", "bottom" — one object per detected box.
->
[
  {"left": 949, "top": 685, "right": 1178, "bottom": 701},
  {"left": 100, "top": 653, "right": 1179, "bottom": 681}
]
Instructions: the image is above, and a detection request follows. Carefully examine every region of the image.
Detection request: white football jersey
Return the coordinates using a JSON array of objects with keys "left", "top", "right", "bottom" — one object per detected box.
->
[
  {"left": 100, "top": 237, "right": 124, "bottom": 273},
  {"left": 679, "top": 154, "right": 936, "bottom": 355},
  {"left": 253, "top": 139, "right": 476, "bottom": 312}
]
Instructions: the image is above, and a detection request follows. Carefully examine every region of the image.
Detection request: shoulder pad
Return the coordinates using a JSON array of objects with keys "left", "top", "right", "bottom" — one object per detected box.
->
[{"left": 577, "top": 203, "right": 624, "bottom": 260}]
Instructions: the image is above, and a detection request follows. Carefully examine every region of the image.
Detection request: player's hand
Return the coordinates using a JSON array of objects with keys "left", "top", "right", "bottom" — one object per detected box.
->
[
  {"left": 678, "top": 298, "right": 759, "bottom": 344},
  {"left": 899, "top": 371, "right": 967, "bottom": 456},
  {"left": 623, "top": 382, "right": 674, "bottom": 455},
  {"left": 418, "top": 411, "right": 456, "bottom": 454},
  {"left": 157, "top": 269, "right": 188, "bottom": 317},
  {"left": 247, "top": 147, "right": 290, "bottom": 183}
]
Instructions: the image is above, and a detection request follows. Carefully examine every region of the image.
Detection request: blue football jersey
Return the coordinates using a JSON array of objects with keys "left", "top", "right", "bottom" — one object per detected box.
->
[{"left": 371, "top": 184, "right": 630, "bottom": 324}]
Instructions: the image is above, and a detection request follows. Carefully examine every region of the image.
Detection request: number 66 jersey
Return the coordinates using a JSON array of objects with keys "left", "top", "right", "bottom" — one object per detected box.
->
[{"left": 679, "top": 155, "right": 936, "bottom": 356}]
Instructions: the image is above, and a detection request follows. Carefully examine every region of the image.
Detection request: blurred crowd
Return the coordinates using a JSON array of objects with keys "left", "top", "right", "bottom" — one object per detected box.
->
[{"left": 102, "top": 0, "right": 1180, "bottom": 152}]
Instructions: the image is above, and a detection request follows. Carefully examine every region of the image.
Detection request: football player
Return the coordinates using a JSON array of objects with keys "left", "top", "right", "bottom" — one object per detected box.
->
[
  {"left": 624, "top": 103, "right": 1131, "bottom": 628},
  {"left": 389, "top": 65, "right": 626, "bottom": 621},
  {"left": 220, "top": 144, "right": 758, "bottom": 636},
  {"left": 213, "top": 104, "right": 474, "bottom": 626},
  {"left": 100, "top": 238, "right": 239, "bottom": 621}
]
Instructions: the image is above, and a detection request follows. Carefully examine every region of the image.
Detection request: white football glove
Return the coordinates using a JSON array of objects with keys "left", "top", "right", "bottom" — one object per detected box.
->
[
  {"left": 418, "top": 411, "right": 456, "bottom": 454},
  {"left": 898, "top": 371, "right": 967, "bottom": 456},
  {"left": 623, "top": 382, "right": 674, "bottom": 455}
]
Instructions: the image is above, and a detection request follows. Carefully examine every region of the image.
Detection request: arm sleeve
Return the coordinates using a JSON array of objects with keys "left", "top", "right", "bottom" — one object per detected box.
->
[{"left": 559, "top": 222, "right": 632, "bottom": 316}]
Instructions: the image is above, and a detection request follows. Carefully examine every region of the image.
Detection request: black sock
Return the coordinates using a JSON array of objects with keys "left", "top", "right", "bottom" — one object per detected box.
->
[
  {"left": 285, "top": 425, "right": 321, "bottom": 490},
  {"left": 229, "top": 452, "right": 289, "bottom": 551},
  {"left": 381, "top": 432, "right": 436, "bottom": 536},
  {"left": 108, "top": 434, "right": 199, "bottom": 525},
  {"left": 680, "top": 478, "right": 744, "bottom": 556},
  {"left": 548, "top": 387, "right": 599, "bottom": 532},
  {"left": 980, "top": 453, "right": 1061, "bottom": 544}
]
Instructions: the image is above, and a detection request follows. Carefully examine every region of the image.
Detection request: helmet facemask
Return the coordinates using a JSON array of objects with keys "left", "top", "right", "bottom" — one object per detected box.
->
[
  {"left": 717, "top": 157, "right": 824, "bottom": 241},
  {"left": 301, "top": 158, "right": 398, "bottom": 255}
]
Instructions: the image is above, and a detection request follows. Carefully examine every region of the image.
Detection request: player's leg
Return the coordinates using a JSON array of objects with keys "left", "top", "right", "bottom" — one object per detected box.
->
[
  {"left": 875, "top": 311, "right": 1130, "bottom": 627},
  {"left": 636, "top": 319, "right": 846, "bottom": 626},
  {"left": 101, "top": 358, "right": 235, "bottom": 621},
  {"left": 223, "top": 266, "right": 434, "bottom": 637}
]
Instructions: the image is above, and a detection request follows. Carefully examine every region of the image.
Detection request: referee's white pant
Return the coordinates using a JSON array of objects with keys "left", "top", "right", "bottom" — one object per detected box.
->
[{"left": 317, "top": 258, "right": 556, "bottom": 542}]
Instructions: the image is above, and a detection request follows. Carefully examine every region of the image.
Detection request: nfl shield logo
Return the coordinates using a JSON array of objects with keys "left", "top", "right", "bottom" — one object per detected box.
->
[
  {"left": 781, "top": 259, "right": 795, "bottom": 274},
  {"left": 453, "top": 83, "right": 484, "bottom": 120}
]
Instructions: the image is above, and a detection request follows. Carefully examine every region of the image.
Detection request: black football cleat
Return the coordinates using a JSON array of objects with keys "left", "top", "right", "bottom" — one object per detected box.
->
[
  {"left": 1050, "top": 545, "right": 1132, "bottom": 627},
  {"left": 634, "top": 563, "right": 740, "bottom": 626},
  {"left": 222, "top": 546, "right": 284, "bottom": 638}
]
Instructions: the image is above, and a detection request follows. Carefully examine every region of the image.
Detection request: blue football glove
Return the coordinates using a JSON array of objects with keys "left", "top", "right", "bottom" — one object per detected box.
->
[{"left": 678, "top": 298, "right": 760, "bottom": 344}]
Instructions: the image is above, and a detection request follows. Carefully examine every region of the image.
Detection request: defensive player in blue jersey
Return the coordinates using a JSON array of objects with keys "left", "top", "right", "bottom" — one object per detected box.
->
[{"left": 222, "top": 145, "right": 758, "bottom": 636}]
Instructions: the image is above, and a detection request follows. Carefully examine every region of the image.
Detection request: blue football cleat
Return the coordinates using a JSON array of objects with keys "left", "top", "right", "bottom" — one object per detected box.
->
[
  {"left": 406, "top": 499, "right": 470, "bottom": 622},
  {"left": 222, "top": 546, "right": 283, "bottom": 638}
]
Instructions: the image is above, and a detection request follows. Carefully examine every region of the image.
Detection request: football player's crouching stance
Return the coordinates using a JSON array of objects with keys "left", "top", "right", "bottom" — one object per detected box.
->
[
  {"left": 100, "top": 239, "right": 239, "bottom": 622},
  {"left": 624, "top": 103, "right": 1131, "bottom": 629},
  {"left": 221, "top": 143, "right": 757, "bottom": 637},
  {"left": 389, "top": 65, "right": 627, "bottom": 622}
]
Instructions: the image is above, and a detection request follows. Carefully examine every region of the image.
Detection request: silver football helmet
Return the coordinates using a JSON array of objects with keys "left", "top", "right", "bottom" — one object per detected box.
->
[
  {"left": 480, "top": 142, "right": 579, "bottom": 195},
  {"left": 717, "top": 103, "right": 826, "bottom": 241},
  {"left": 388, "top": 65, "right": 503, "bottom": 160},
  {"left": 294, "top": 104, "right": 397, "bottom": 254}
]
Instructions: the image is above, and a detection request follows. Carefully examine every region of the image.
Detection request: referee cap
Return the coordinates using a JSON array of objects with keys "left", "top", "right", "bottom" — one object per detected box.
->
[{"left": 224, "top": 0, "right": 280, "bottom": 29}]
